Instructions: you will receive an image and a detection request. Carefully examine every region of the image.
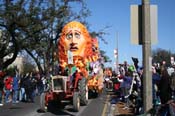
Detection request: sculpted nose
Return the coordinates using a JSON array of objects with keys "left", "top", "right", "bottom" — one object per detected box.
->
[
  {"left": 70, "top": 43, "right": 74, "bottom": 46},
  {"left": 71, "top": 34, "right": 76, "bottom": 43},
  {"left": 70, "top": 43, "right": 77, "bottom": 46}
]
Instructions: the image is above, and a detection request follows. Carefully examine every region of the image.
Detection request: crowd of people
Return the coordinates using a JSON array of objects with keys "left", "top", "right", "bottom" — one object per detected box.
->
[
  {"left": 0, "top": 71, "right": 49, "bottom": 106},
  {"left": 104, "top": 60, "right": 175, "bottom": 115},
  {"left": 1, "top": 59, "right": 175, "bottom": 115}
]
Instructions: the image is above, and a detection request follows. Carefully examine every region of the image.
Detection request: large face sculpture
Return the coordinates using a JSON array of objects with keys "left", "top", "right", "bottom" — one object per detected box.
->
[
  {"left": 59, "top": 21, "right": 92, "bottom": 57},
  {"left": 64, "top": 27, "right": 86, "bottom": 56},
  {"left": 58, "top": 21, "right": 93, "bottom": 68}
]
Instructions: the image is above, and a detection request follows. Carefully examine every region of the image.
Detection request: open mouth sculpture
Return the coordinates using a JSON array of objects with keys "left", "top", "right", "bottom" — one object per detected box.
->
[
  {"left": 69, "top": 43, "right": 78, "bottom": 51},
  {"left": 70, "top": 46, "right": 78, "bottom": 51}
]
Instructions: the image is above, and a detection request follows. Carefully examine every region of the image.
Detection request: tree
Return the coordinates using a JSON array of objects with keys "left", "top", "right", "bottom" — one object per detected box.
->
[
  {"left": 0, "top": 0, "right": 111, "bottom": 75},
  {"left": 152, "top": 48, "right": 175, "bottom": 66},
  {"left": 90, "top": 25, "right": 111, "bottom": 45},
  {"left": 22, "top": 53, "right": 36, "bottom": 75},
  {"left": 100, "top": 50, "right": 111, "bottom": 62},
  {"left": 0, "top": 0, "right": 91, "bottom": 74},
  {"left": 0, "top": 0, "right": 18, "bottom": 68}
]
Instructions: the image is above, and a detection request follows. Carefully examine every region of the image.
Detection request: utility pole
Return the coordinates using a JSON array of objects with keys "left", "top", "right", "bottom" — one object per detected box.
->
[
  {"left": 116, "top": 31, "right": 119, "bottom": 73},
  {"left": 0, "top": 29, "right": 3, "bottom": 70},
  {"left": 114, "top": 31, "right": 119, "bottom": 74},
  {"left": 142, "top": 0, "right": 152, "bottom": 113}
]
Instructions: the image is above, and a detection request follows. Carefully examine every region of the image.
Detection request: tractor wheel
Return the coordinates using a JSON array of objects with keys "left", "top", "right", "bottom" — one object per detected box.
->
[
  {"left": 78, "top": 78, "right": 88, "bottom": 105},
  {"left": 73, "top": 92, "right": 80, "bottom": 112},
  {"left": 40, "top": 92, "right": 47, "bottom": 112}
]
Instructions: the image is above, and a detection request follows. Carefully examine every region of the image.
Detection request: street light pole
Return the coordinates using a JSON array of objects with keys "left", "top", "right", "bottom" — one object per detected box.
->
[
  {"left": 116, "top": 31, "right": 119, "bottom": 73},
  {"left": 114, "top": 32, "right": 119, "bottom": 74},
  {"left": 142, "top": 0, "right": 152, "bottom": 113}
]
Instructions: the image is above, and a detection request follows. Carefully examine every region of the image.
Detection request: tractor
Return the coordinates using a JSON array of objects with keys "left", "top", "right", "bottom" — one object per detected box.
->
[{"left": 40, "top": 69, "right": 88, "bottom": 112}]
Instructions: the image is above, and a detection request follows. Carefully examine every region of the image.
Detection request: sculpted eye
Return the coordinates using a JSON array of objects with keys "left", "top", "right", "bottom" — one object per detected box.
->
[
  {"left": 66, "top": 33, "right": 73, "bottom": 40},
  {"left": 75, "top": 32, "right": 80, "bottom": 39}
]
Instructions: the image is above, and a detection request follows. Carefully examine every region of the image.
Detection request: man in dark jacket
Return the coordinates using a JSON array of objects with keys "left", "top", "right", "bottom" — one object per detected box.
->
[{"left": 24, "top": 73, "right": 36, "bottom": 103}]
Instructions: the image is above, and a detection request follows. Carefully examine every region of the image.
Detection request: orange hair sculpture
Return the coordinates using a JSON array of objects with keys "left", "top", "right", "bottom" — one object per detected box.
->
[{"left": 58, "top": 21, "right": 95, "bottom": 76}]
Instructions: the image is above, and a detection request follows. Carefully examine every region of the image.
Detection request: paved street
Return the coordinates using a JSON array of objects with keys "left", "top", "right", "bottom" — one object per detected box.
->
[
  {"left": 107, "top": 91, "right": 134, "bottom": 116},
  {"left": 0, "top": 92, "right": 135, "bottom": 116},
  {"left": 0, "top": 91, "right": 124, "bottom": 116}
]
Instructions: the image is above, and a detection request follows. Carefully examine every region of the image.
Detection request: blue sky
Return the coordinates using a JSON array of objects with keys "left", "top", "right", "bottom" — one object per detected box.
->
[{"left": 84, "top": 0, "right": 175, "bottom": 67}]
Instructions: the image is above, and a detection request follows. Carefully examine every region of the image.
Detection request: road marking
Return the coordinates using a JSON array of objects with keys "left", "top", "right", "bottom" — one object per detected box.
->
[
  {"left": 115, "top": 104, "right": 119, "bottom": 115},
  {"left": 76, "top": 99, "right": 92, "bottom": 116},
  {"left": 102, "top": 95, "right": 110, "bottom": 116}
]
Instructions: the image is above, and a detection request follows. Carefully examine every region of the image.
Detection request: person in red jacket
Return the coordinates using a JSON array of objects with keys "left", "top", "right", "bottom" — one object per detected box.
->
[{"left": 4, "top": 76, "right": 13, "bottom": 103}]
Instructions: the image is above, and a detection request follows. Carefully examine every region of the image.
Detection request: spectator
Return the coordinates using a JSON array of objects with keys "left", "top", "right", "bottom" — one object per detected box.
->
[
  {"left": 4, "top": 76, "right": 13, "bottom": 103},
  {"left": 159, "top": 68, "right": 172, "bottom": 115},
  {"left": 120, "top": 71, "right": 132, "bottom": 109},
  {"left": 19, "top": 74, "right": 27, "bottom": 102},
  {"left": 113, "top": 72, "right": 123, "bottom": 96},
  {"left": 26, "top": 73, "right": 36, "bottom": 103},
  {"left": 23, "top": 73, "right": 31, "bottom": 102},
  {"left": 159, "top": 69, "right": 171, "bottom": 104},
  {"left": 0, "top": 70, "right": 5, "bottom": 106},
  {"left": 37, "top": 76, "right": 44, "bottom": 95},
  {"left": 170, "top": 72, "right": 175, "bottom": 99},
  {"left": 152, "top": 66, "right": 161, "bottom": 105},
  {"left": 12, "top": 74, "right": 20, "bottom": 103},
  {"left": 135, "top": 67, "right": 144, "bottom": 115}
]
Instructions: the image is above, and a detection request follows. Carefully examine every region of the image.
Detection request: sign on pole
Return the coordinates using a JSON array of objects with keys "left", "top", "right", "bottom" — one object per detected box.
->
[
  {"left": 114, "top": 49, "right": 118, "bottom": 58},
  {"left": 67, "top": 50, "right": 73, "bottom": 64},
  {"left": 130, "top": 5, "right": 158, "bottom": 45},
  {"left": 171, "top": 56, "right": 174, "bottom": 65},
  {"left": 0, "top": 30, "right": 2, "bottom": 38}
]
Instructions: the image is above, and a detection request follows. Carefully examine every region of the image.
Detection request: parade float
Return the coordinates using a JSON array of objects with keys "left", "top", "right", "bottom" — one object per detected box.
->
[{"left": 40, "top": 21, "right": 104, "bottom": 112}]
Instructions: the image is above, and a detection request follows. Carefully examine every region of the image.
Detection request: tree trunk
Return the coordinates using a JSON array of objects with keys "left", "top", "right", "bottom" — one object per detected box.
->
[{"left": 24, "top": 48, "right": 44, "bottom": 74}]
